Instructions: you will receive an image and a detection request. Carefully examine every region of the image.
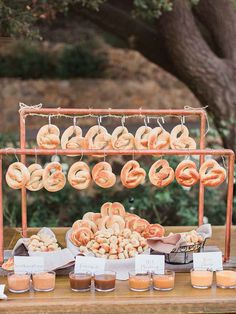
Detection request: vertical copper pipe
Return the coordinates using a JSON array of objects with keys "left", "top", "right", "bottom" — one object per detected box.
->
[
  {"left": 20, "top": 113, "right": 27, "bottom": 238},
  {"left": 0, "top": 156, "right": 3, "bottom": 264},
  {"left": 224, "top": 153, "right": 235, "bottom": 261},
  {"left": 198, "top": 112, "right": 206, "bottom": 225}
]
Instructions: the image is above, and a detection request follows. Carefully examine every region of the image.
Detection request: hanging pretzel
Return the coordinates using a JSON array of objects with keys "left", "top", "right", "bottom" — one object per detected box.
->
[
  {"left": 25, "top": 163, "right": 44, "bottom": 191},
  {"left": 36, "top": 124, "right": 60, "bottom": 149},
  {"left": 6, "top": 162, "right": 30, "bottom": 189},
  {"left": 149, "top": 159, "right": 174, "bottom": 187},
  {"left": 175, "top": 160, "right": 199, "bottom": 187},
  {"left": 111, "top": 126, "right": 135, "bottom": 150},
  {"left": 43, "top": 162, "right": 66, "bottom": 192},
  {"left": 92, "top": 161, "right": 116, "bottom": 188},
  {"left": 148, "top": 127, "right": 170, "bottom": 150},
  {"left": 135, "top": 126, "right": 152, "bottom": 149},
  {"left": 170, "top": 125, "right": 196, "bottom": 149},
  {"left": 120, "top": 160, "right": 146, "bottom": 188},
  {"left": 142, "top": 224, "right": 165, "bottom": 238},
  {"left": 68, "top": 161, "right": 91, "bottom": 190},
  {"left": 85, "top": 125, "right": 112, "bottom": 157},
  {"left": 61, "top": 126, "right": 87, "bottom": 156},
  {"left": 199, "top": 159, "right": 226, "bottom": 187}
]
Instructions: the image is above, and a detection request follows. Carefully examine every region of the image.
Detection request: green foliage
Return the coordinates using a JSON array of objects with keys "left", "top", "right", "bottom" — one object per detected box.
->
[
  {"left": 133, "top": 0, "right": 172, "bottom": 20},
  {"left": 0, "top": 41, "right": 106, "bottom": 79},
  {"left": 57, "top": 44, "right": 105, "bottom": 78}
]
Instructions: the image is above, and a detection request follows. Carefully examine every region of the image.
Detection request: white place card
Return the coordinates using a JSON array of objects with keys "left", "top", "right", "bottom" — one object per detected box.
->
[
  {"left": 74, "top": 256, "right": 106, "bottom": 275},
  {"left": 135, "top": 255, "right": 165, "bottom": 274},
  {"left": 0, "top": 285, "right": 7, "bottom": 300},
  {"left": 193, "top": 252, "right": 223, "bottom": 271},
  {"left": 14, "top": 256, "right": 44, "bottom": 274}
]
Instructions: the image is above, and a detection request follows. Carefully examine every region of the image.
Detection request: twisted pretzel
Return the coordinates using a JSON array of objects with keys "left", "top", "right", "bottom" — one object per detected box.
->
[
  {"left": 170, "top": 125, "right": 196, "bottom": 149},
  {"left": 131, "top": 218, "right": 150, "bottom": 234},
  {"left": 43, "top": 162, "right": 66, "bottom": 192},
  {"left": 68, "top": 161, "right": 91, "bottom": 190},
  {"left": 148, "top": 127, "right": 170, "bottom": 150},
  {"left": 70, "top": 227, "right": 93, "bottom": 246},
  {"left": 83, "top": 212, "right": 101, "bottom": 224},
  {"left": 6, "top": 162, "right": 30, "bottom": 189},
  {"left": 111, "top": 126, "right": 134, "bottom": 150},
  {"left": 199, "top": 159, "right": 226, "bottom": 187},
  {"left": 149, "top": 160, "right": 174, "bottom": 187},
  {"left": 108, "top": 202, "right": 126, "bottom": 217},
  {"left": 25, "top": 163, "right": 44, "bottom": 191},
  {"left": 175, "top": 160, "right": 199, "bottom": 187},
  {"left": 92, "top": 162, "right": 116, "bottom": 188},
  {"left": 36, "top": 124, "right": 60, "bottom": 149},
  {"left": 135, "top": 126, "right": 152, "bottom": 149},
  {"left": 142, "top": 224, "right": 165, "bottom": 238},
  {"left": 98, "top": 215, "right": 125, "bottom": 233},
  {"left": 121, "top": 160, "right": 146, "bottom": 188},
  {"left": 61, "top": 126, "right": 87, "bottom": 156},
  {"left": 85, "top": 125, "right": 112, "bottom": 157}
]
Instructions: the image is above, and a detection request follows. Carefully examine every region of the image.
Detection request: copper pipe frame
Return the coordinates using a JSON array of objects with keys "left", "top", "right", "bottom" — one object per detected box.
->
[
  {"left": 0, "top": 148, "right": 234, "bottom": 265},
  {"left": 19, "top": 108, "right": 206, "bottom": 230}
]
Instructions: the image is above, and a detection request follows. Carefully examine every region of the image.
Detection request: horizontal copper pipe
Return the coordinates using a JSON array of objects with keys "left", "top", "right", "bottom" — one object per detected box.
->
[
  {"left": 0, "top": 148, "right": 234, "bottom": 156},
  {"left": 20, "top": 108, "right": 206, "bottom": 117}
]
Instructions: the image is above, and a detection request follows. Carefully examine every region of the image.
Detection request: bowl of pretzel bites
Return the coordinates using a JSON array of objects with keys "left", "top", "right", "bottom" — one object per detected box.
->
[{"left": 67, "top": 202, "right": 165, "bottom": 260}]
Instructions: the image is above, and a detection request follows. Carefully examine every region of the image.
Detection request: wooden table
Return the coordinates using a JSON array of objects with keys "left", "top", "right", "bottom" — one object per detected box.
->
[{"left": 0, "top": 226, "right": 235, "bottom": 314}]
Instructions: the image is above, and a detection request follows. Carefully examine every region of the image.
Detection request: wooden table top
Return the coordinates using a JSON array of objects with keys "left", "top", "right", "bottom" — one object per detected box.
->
[
  {"left": 0, "top": 274, "right": 236, "bottom": 314},
  {"left": 0, "top": 226, "right": 235, "bottom": 314}
]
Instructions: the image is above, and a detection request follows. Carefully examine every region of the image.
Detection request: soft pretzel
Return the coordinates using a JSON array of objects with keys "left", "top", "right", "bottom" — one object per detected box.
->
[
  {"left": 120, "top": 160, "right": 146, "bottom": 188},
  {"left": 85, "top": 125, "right": 112, "bottom": 156},
  {"left": 149, "top": 159, "right": 174, "bottom": 187},
  {"left": 6, "top": 162, "right": 30, "bottom": 189},
  {"left": 83, "top": 212, "right": 101, "bottom": 224},
  {"left": 148, "top": 127, "right": 170, "bottom": 150},
  {"left": 111, "top": 126, "right": 135, "bottom": 150},
  {"left": 68, "top": 161, "right": 91, "bottom": 190},
  {"left": 36, "top": 124, "right": 60, "bottom": 149},
  {"left": 108, "top": 202, "right": 126, "bottom": 217},
  {"left": 98, "top": 215, "right": 125, "bottom": 233},
  {"left": 170, "top": 125, "right": 196, "bottom": 149},
  {"left": 131, "top": 218, "right": 150, "bottom": 234},
  {"left": 175, "top": 160, "right": 199, "bottom": 187},
  {"left": 135, "top": 126, "right": 152, "bottom": 149},
  {"left": 199, "top": 159, "right": 226, "bottom": 187},
  {"left": 70, "top": 227, "right": 93, "bottom": 246},
  {"left": 61, "top": 126, "right": 87, "bottom": 156},
  {"left": 25, "top": 163, "right": 44, "bottom": 191},
  {"left": 92, "top": 162, "right": 116, "bottom": 188},
  {"left": 142, "top": 224, "right": 165, "bottom": 238},
  {"left": 43, "top": 162, "right": 66, "bottom": 192},
  {"left": 100, "top": 202, "right": 112, "bottom": 217}
]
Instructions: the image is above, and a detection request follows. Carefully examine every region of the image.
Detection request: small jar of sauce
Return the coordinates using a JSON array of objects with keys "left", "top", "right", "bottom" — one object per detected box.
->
[
  {"left": 129, "top": 272, "right": 151, "bottom": 291},
  {"left": 8, "top": 272, "right": 31, "bottom": 293},
  {"left": 32, "top": 271, "right": 56, "bottom": 292},
  {"left": 153, "top": 270, "right": 175, "bottom": 291},
  {"left": 216, "top": 270, "right": 236, "bottom": 288},
  {"left": 190, "top": 269, "right": 213, "bottom": 289},
  {"left": 69, "top": 272, "right": 92, "bottom": 292},
  {"left": 94, "top": 271, "right": 116, "bottom": 292}
]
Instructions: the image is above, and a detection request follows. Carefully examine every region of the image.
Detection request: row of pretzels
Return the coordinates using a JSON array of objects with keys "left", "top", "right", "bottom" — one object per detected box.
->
[
  {"left": 36, "top": 123, "right": 196, "bottom": 151},
  {"left": 5, "top": 158, "right": 226, "bottom": 192}
]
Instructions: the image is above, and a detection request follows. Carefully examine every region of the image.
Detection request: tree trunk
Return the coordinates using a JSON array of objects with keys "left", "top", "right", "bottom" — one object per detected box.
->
[{"left": 77, "top": 0, "right": 236, "bottom": 151}]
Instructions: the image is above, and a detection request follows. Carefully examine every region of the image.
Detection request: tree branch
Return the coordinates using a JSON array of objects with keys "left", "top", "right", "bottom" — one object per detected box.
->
[
  {"left": 76, "top": 1, "right": 177, "bottom": 76},
  {"left": 193, "top": 0, "right": 236, "bottom": 61}
]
